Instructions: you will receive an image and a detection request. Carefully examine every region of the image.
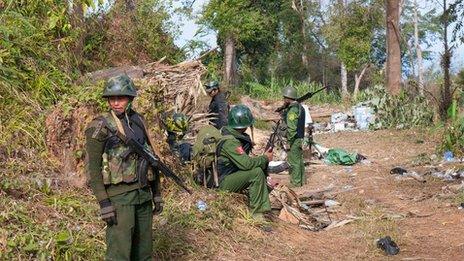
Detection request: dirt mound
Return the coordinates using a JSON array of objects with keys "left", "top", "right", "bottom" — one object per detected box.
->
[{"left": 45, "top": 105, "right": 98, "bottom": 187}]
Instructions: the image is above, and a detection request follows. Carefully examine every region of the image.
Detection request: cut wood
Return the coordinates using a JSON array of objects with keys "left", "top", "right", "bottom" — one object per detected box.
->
[{"left": 324, "top": 219, "right": 354, "bottom": 231}]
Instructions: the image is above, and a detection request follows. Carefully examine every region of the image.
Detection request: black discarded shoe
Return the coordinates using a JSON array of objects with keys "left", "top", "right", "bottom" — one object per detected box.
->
[
  {"left": 376, "top": 236, "right": 400, "bottom": 256},
  {"left": 356, "top": 154, "right": 367, "bottom": 162},
  {"left": 390, "top": 167, "right": 408, "bottom": 175}
]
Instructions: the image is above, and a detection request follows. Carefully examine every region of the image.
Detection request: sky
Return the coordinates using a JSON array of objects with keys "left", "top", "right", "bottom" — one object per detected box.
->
[{"left": 172, "top": 0, "right": 217, "bottom": 58}]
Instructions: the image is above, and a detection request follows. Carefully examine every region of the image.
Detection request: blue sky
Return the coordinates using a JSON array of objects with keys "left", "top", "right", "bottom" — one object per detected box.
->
[{"left": 172, "top": 0, "right": 217, "bottom": 57}]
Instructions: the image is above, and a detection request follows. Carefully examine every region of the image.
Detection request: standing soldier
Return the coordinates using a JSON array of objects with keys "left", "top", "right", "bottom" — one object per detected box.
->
[
  {"left": 85, "top": 75, "right": 162, "bottom": 260},
  {"left": 281, "top": 86, "right": 306, "bottom": 187},
  {"left": 205, "top": 80, "right": 228, "bottom": 129},
  {"left": 217, "top": 105, "right": 273, "bottom": 220}
]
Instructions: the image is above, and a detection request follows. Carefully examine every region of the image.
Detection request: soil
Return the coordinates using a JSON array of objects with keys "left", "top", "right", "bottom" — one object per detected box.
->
[{"left": 226, "top": 128, "right": 464, "bottom": 260}]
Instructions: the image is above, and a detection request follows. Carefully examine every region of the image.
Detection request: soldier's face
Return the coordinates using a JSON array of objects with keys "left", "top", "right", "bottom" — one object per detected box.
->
[
  {"left": 108, "top": 96, "right": 130, "bottom": 114},
  {"left": 208, "top": 89, "right": 218, "bottom": 97}
]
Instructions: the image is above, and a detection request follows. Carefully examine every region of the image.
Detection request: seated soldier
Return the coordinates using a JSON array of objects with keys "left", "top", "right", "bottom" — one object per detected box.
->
[
  {"left": 164, "top": 112, "right": 192, "bottom": 163},
  {"left": 217, "top": 104, "right": 273, "bottom": 220}
]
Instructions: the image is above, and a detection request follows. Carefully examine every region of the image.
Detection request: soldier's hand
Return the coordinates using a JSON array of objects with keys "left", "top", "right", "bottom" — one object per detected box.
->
[
  {"left": 153, "top": 196, "right": 164, "bottom": 215},
  {"left": 264, "top": 149, "right": 273, "bottom": 162},
  {"left": 99, "top": 199, "right": 117, "bottom": 226}
]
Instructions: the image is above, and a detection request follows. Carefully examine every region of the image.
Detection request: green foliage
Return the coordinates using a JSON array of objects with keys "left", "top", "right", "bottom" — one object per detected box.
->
[
  {"left": 323, "top": 0, "right": 383, "bottom": 71},
  {"left": 359, "top": 85, "right": 434, "bottom": 129},
  {"left": 0, "top": 2, "right": 77, "bottom": 151},
  {"left": 235, "top": 79, "right": 340, "bottom": 104},
  {"left": 134, "top": 0, "right": 184, "bottom": 62},
  {"left": 201, "top": 0, "right": 274, "bottom": 42},
  {"left": 440, "top": 99, "right": 464, "bottom": 156},
  {"left": 82, "top": 0, "right": 184, "bottom": 70}
]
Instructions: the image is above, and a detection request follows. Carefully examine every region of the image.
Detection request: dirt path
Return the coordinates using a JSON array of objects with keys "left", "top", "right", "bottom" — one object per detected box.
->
[{"left": 243, "top": 129, "right": 464, "bottom": 260}]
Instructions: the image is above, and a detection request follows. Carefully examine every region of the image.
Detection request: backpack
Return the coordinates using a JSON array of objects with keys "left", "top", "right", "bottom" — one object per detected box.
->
[{"left": 192, "top": 125, "right": 233, "bottom": 188}]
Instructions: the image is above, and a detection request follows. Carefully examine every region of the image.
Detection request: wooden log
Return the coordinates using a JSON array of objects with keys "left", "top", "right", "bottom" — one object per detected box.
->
[{"left": 300, "top": 199, "right": 326, "bottom": 206}]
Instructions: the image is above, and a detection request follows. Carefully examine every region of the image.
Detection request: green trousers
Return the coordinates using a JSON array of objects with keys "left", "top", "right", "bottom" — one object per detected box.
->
[
  {"left": 288, "top": 138, "right": 305, "bottom": 187},
  {"left": 219, "top": 167, "right": 271, "bottom": 214},
  {"left": 106, "top": 188, "right": 153, "bottom": 261}
]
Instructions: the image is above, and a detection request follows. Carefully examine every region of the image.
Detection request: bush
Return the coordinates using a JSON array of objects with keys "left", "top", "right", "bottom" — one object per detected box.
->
[
  {"left": 440, "top": 100, "right": 464, "bottom": 156},
  {"left": 359, "top": 85, "right": 434, "bottom": 129}
]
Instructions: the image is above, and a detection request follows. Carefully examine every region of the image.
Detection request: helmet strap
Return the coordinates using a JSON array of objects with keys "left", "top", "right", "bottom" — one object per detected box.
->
[{"left": 125, "top": 99, "right": 133, "bottom": 113}]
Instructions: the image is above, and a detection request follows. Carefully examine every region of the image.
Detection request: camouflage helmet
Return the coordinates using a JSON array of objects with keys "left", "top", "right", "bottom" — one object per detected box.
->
[
  {"left": 166, "top": 113, "right": 189, "bottom": 134},
  {"left": 228, "top": 104, "right": 254, "bottom": 129},
  {"left": 282, "top": 85, "right": 298, "bottom": 100},
  {"left": 204, "top": 81, "right": 219, "bottom": 92},
  {"left": 102, "top": 75, "right": 137, "bottom": 98}
]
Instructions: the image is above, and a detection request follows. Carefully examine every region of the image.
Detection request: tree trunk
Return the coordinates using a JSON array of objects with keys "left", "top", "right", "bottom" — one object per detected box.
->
[
  {"left": 353, "top": 64, "right": 369, "bottom": 100},
  {"left": 440, "top": 0, "right": 452, "bottom": 120},
  {"left": 341, "top": 62, "right": 348, "bottom": 98},
  {"left": 293, "top": 0, "right": 310, "bottom": 82},
  {"left": 70, "top": 1, "right": 85, "bottom": 70},
  {"left": 224, "top": 35, "right": 238, "bottom": 87},
  {"left": 413, "top": 0, "right": 424, "bottom": 94},
  {"left": 385, "top": 0, "right": 401, "bottom": 95}
]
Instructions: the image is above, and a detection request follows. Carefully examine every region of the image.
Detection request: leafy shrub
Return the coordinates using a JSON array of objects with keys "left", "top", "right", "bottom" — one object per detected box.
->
[
  {"left": 440, "top": 100, "right": 464, "bottom": 156},
  {"left": 360, "top": 85, "right": 434, "bottom": 129}
]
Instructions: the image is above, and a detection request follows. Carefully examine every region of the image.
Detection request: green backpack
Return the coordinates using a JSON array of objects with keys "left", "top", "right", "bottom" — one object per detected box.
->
[{"left": 192, "top": 126, "right": 233, "bottom": 188}]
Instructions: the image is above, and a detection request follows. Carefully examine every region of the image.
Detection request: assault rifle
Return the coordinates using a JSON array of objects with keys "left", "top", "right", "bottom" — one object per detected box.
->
[
  {"left": 264, "top": 119, "right": 282, "bottom": 152},
  {"left": 275, "top": 85, "right": 328, "bottom": 113},
  {"left": 110, "top": 128, "right": 193, "bottom": 194},
  {"left": 266, "top": 85, "right": 328, "bottom": 152}
]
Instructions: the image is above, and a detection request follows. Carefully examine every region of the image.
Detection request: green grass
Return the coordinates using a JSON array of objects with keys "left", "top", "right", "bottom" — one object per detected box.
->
[
  {"left": 232, "top": 79, "right": 341, "bottom": 104},
  {"left": 253, "top": 119, "right": 272, "bottom": 130}
]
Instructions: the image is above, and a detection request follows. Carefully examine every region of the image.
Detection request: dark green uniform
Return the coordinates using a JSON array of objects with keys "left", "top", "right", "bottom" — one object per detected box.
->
[
  {"left": 217, "top": 127, "right": 271, "bottom": 214},
  {"left": 85, "top": 110, "right": 159, "bottom": 260},
  {"left": 285, "top": 102, "right": 306, "bottom": 187}
]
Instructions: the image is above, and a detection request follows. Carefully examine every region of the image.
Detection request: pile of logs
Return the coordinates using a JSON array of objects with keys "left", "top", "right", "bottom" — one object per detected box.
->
[{"left": 270, "top": 185, "right": 355, "bottom": 231}]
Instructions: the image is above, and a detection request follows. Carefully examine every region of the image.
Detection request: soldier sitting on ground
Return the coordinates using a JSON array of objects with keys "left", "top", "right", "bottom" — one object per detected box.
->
[
  {"left": 216, "top": 104, "right": 273, "bottom": 220},
  {"left": 164, "top": 112, "right": 192, "bottom": 163}
]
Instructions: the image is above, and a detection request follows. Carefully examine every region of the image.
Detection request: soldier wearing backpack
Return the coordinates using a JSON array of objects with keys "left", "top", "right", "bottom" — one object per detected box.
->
[{"left": 216, "top": 105, "right": 273, "bottom": 220}]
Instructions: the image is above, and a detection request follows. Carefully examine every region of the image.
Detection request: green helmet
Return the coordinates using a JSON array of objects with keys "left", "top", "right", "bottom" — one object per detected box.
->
[
  {"left": 166, "top": 113, "right": 189, "bottom": 134},
  {"left": 102, "top": 75, "right": 137, "bottom": 98},
  {"left": 228, "top": 104, "right": 254, "bottom": 129},
  {"left": 204, "top": 81, "right": 219, "bottom": 92},
  {"left": 282, "top": 86, "right": 298, "bottom": 100}
]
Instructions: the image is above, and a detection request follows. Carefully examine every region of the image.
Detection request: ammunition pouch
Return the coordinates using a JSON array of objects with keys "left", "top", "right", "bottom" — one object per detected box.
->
[{"left": 137, "top": 157, "right": 149, "bottom": 187}]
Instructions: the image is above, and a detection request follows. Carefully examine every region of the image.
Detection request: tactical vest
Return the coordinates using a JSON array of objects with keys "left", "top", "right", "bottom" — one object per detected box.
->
[
  {"left": 216, "top": 128, "right": 254, "bottom": 180},
  {"left": 99, "top": 112, "right": 154, "bottom": 185},
  {"left": 284, "top": 103, "right": 306, "bottom": 139}
]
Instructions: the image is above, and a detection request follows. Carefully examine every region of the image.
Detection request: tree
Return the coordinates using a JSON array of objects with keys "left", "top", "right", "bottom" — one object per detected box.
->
[
  {"left": 413, "top": 0, "right": 424, "bottom": 92},
  {"left": 201, "top": 0, "right": 277, "bottom": 87},
  {"left": 324, "top": 0, "right": 382, "bottom": 99},
  {"left": 385, "top": 0, "right": 401, "bottom": 95},
  {"left": 439, "top": 0, "right": 453, "bottom": 120}
]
